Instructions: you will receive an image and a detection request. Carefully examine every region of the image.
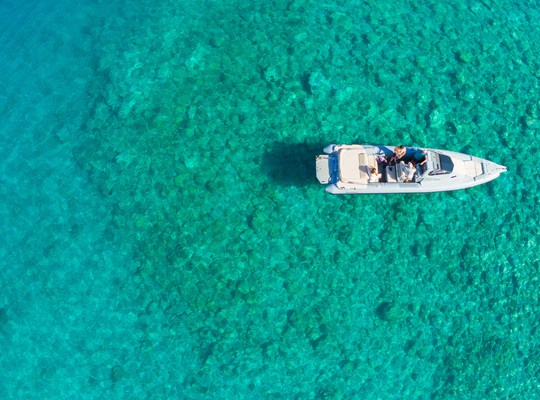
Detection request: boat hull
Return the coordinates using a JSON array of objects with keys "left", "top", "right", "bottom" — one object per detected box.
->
[{"left": 318, "top": 144, "right": 506, "bottom": 194}]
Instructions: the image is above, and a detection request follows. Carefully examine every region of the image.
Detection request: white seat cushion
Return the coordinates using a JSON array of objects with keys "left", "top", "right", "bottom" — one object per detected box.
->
[{"left": 339, "top": 149, "right": 369, "bottom": 184}]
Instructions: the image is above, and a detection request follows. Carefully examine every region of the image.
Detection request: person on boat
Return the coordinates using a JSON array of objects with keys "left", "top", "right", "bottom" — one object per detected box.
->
[
  {"left": 368, "top": 166, "right": 381, "bottom": 182},
  {"left": 398, "top": 161, "right": 416, "bottom": 182},
  {"left": 376, "top": 154, "right": 388, "bottom": 165},
  {"left": 413, "top": 149, "right": 428, "bottom": 166},
  {"left": 388, "top": 145, "right": 407, "bottom": 164}
]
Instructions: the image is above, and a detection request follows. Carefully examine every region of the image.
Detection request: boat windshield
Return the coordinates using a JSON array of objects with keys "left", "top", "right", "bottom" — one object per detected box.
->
[{"left": 440, "top": 154, "right": 454, "bottom": 172}]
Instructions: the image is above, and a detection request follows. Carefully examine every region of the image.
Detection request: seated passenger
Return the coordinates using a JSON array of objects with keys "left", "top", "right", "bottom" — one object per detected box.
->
[
  {"left": 376, "top": 154, "right": 388, "bottom": 165},
  {"left": 368, "top": 166, "right": 382, "bottom": 183},
  {"left": 398, "top": 161, "right": 416, "bottom": 182}
]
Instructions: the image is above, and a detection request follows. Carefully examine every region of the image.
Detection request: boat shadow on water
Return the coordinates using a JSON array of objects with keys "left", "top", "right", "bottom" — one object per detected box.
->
[{"left": 262, "top": 142, "right": 324, "bottom": 187}]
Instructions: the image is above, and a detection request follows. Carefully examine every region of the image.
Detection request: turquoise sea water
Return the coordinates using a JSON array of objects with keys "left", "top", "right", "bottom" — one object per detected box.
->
[{"left": 1, "top": 0, "right": 539, "bottom": 398}]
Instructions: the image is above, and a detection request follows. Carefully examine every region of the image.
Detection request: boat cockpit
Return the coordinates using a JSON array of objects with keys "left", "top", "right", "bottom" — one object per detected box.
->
[{"left": 381, "top": 150, "right": 459, "bottom": 183}]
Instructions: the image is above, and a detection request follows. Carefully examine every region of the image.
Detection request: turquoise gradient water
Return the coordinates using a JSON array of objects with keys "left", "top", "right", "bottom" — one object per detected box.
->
[{"left": 1, "top": 0, "right": 539, "bottom": 398}]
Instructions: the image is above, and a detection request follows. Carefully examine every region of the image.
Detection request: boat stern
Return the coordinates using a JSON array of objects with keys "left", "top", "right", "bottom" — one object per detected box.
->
[{"left": 316, "top": 155, "right": 331, "bottom": 184}]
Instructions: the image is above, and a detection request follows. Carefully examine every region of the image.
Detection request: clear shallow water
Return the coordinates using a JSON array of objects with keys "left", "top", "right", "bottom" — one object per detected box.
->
[{"left": 0, "top": 0, "right": 539, "bottom": 398}]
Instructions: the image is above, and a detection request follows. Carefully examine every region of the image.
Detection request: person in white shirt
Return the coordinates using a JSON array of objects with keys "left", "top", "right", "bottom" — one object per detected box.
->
[
  {"left": 368, "top": 166, "right": 382, "bottom": 182},
  {"left": 398, "top": 161, "right": 416, "bottom": 182}
]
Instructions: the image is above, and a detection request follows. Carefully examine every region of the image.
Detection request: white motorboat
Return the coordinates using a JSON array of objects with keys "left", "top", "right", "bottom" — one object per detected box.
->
[{"left": 316, "top": 144, "right": 507, "bottom": 194}]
